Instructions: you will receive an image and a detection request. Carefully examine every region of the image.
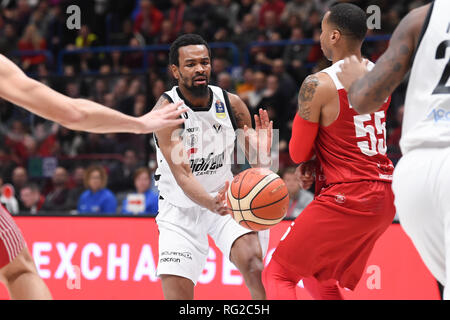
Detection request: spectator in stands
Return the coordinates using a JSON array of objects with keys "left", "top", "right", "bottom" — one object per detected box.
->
[
  {"left": 237, "top": 0, "right": 257, "bottom": 21},
  {"left": 77, "top": 165, "right": 117, "bottom": 215},
  {"left": 29, "top": 0, "right": 52, "bottom": 38},
  {"left": 46, "top": 4, "right": 75, "bottom": 54},
  {"left": 0, "top": 181, "right": 20, "bottom": 215},
  {"left": 20, "top": 182, "right": 45, "bottom": 214},
  {"left": 258, "top": 0, "right": 285, "bottom": 28},
  {"left": 55, "top": 125, "right": 83, "bottom": 156},
  {"left": 168, "top": 0, "right": 186, "bottom": 36},
  {"left": 8, "top": 0, "right": 32, "bottom": 38},
  {"left": 180, "top": 19, "right": 198, "bottom": 35},
  {"left": 283, "top": 27, "right": 310, "bottom": 83},
  {"left": 108, "top": 149, "right": 143, "bottom": 194},
  {"left": 236, "top": 67, "right": 255, "bottom": 101},
  {"left": 216, "top": 72, "right": 234, "bottom": 93},
  {"left": 211, "top": 57, "right": 229, "bottom": 84},
  {"left": 75, "top": 24, "right": 98, "bottom": 48},
  {"left": 247, "top": 71, "right": 267, "bottom": 111},
  {"left": 133, "top": 0, "right": 164, "bottom": 40},
  {"left": 121, "top": 167, "right": 158, "bottom": 216},
  {"left": 0, "top": 147, "right": 17, "bottom": 183},
  {"left": 65, "top": 166, "right": 85, "bottom": 211},
  {"left": 11, "top": 166, "right": 28, "bottom": 196},
  {"left": 122, "top": 37, "right": 144, "bottom": 70},
  {"left": 41, "top": 166, "right": 70, "bottom": 212},
  {"left": 280, "top": 0, "right": 315, "bottom": 25},
  {"left": 74, "top": 24, "right": 99, "bottom": 72},
  {"left": 271, "top": 58, "right": 297, "bottom": 101},
  {"left": 0, "top": 23, "right": 18, "bottom": 58},
  {"left": 153, "top": 19, "right": 177, "bottom": 68},
  {"left": 256, "top": 74, "right": 290, "bottom": 143},
  {"left": 155, "top": 19, "right": 176, "bottom": 45},
  {"left": 149, "top": 79, "right": 166, "bottom": 107},
  {"left": 233, "top": 13, "right": 259, "bottom": 52},
  {"left": 17, "top": 24, "right": 47, "bottom": 72},
  {"left": 302, "top": 9, "right": 321, "bottom": 39},
  {"left": 282, "top": 167, "right": 314, "bottom": 218}
]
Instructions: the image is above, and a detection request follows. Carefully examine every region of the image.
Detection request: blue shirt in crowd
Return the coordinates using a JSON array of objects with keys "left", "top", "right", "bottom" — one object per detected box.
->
[
  {"left": 121, "top": 189, "right": 159, "bottom": 216},
  {"left": 77, "top": 188, "right": 117, "bottom": 214}
]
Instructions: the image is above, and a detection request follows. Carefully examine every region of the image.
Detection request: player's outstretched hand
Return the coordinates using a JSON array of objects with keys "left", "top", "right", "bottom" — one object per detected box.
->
[
  {"left": 244, "top": 108, "right": 273, "bottom": 166},
  {"left": 296, "top": 160, "right": 316, "bottom": 190},
  {"left": 138, "top": 101, "right": 187, "bottom": 133},
  {"left": 211, "top": 181, "right": 231, "bottom": 216},
  {"left": 336, "top": 55, "right": 369, "bottom": 92}
]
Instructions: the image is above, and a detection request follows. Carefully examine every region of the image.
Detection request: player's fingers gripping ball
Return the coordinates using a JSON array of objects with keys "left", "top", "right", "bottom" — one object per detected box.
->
[{"left": 227, "top": 168, "right": 289, "bottom": 231}]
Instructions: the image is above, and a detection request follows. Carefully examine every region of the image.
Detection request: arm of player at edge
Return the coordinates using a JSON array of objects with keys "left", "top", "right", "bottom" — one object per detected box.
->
[
  {"left": 0, "top": 54, "right": 187, "bottom": 134},
  {"left": 336, "top": 5, "right": 427, "bottom": 114},
  {"left": 153, "top": 96, "right": 230, "bottom": 215},
  {"left": 226, "top": 93, "right": 273, "bottom": 169},
  {"left": 289, "top": 73, "right": 332, "bottom": 189}
]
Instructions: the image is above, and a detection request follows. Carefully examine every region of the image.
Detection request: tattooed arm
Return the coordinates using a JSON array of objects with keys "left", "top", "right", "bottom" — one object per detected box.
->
[
  {"left": 289, "top": 73, "right": 333, "bottom": 163},
  {"left": 336, "top": 4, "right": 429, "bottom": 114}
]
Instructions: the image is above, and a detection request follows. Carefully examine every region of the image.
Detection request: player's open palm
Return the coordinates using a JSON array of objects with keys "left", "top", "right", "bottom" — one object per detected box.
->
[
  {"left": 211, "top": 181, "right": 231, "bottom": 216},
  {"left": 296, "top": 160, "right": 316, "bottom": 190},
  {"left": 139, "top": 101, "right": 187, "bottom": 133},
  {"left": 244, "top": 108, "right": 273, "bottom": 165}
]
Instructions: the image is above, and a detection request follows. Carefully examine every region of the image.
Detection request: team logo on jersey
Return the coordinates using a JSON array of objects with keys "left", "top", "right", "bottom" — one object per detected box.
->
[
  {"left": 215, "top": 100, "right": 226, "bottom": 119},
  {"left": 335, "top": 193, "right": 346, "bottom": 204},
  {"left": 213, "top": 123, "right": 222, "bottom": 133},
  {"left": 190, "top": 151, "right": 225, "bottom": 175}
]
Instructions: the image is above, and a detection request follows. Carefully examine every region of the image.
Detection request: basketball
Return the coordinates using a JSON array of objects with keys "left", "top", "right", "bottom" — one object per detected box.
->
[{"left": 227, "top": 168, "right": 289, "bottom": 231}]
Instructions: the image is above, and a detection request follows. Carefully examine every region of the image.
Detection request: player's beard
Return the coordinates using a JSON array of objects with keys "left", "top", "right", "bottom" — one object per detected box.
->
[
  {"left": 180, "top": 72, "right": 209, "bottom": 98},
  {"left": 186, "top": 80, "right": 209, "bottom": 97}
]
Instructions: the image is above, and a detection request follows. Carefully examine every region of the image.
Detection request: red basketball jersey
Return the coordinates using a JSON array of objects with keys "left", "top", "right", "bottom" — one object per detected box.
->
[{"left": 314, "top": 60, "right": 394, "bottom": 192}]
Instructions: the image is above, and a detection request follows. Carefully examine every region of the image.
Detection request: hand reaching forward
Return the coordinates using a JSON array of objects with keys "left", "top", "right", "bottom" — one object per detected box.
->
[
  {"left": 210, "top": 181, "right": 232, "bottom": 216},
  {"left": 295, "top": 160, "right": 317, "bottom": 190},
  {"left": 138, "top": 101, "right": 188, "bottom": 133},
  {"left": 336, "top": 56, "right": 369, "bottom": 92},
  {"left": 243, "top": 108, "right": 273, "bottom": 167}
]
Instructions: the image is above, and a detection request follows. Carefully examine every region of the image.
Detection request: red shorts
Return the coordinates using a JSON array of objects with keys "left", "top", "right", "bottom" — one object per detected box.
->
[
  {"left": 0, "top": 205, "right": 26, "bottom": 269},
  {"left": 272, "top": 180, "right": 395, "bottom": 290}
]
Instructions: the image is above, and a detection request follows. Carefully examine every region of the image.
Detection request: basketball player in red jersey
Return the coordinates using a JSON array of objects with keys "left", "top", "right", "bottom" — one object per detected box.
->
[
  {"left": 0, "top": 54, "right": 187, "bottom": 299},
  {"left": 263, "top": 3, "right": 396, "bottom": 299}
]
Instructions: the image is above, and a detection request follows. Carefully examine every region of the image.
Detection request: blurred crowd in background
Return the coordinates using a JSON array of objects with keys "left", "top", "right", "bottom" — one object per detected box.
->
[{"left": 0, "top": 0, "right": 428, "bottom": 215}]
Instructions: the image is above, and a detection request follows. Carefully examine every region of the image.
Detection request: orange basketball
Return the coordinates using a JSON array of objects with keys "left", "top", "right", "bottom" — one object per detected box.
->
[{"left": 227, "top": 168, "right": 289, "bottom": 231}]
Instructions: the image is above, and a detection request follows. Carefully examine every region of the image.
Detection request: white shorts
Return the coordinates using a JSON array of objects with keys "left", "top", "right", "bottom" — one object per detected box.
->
[
  {"left": 155, "top": 197, "right": 270, "bottom": 285},
  {"left": 392, "top": 147, "right": 450, "bottom": 299}
]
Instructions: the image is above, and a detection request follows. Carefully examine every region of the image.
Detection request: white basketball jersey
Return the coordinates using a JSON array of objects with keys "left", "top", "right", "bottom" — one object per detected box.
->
[
  {"left": 401, "top": 0, "right": 450, "bottom": 155},
  {"left": 155, "top": 85, "right": 237, "bottom": 208}
]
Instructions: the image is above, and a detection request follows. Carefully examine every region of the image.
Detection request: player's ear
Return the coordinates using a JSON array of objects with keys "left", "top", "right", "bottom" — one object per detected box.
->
[
  {"left": 331, "top": 29, "right": 340, "bottom": 44},
  {"left": 170, "top": 64, "right": 179, "bottom": 80}
]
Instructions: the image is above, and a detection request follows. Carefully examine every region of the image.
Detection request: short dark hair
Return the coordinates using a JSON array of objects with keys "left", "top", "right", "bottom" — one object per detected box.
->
[
  {"left": 169, "top": 34, "right": 211, "bottom": 66},
  {"left": 328, "top": 3, "right": 367, "bottom": 41},
  {"left": 22, "top": 182, "right": 40, "bottom": 193}
]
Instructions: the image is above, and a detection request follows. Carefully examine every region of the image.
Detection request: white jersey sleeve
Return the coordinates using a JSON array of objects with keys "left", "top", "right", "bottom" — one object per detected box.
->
[{"left": 401, "top": 0, "right": 450, "bottom": 155}]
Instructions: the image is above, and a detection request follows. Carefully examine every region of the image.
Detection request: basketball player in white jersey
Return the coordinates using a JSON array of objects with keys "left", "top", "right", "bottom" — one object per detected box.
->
[
  {"left": 337, "top": 0, "right": 450, "bottom": 299},
  {"left": 0, "top": 53, "right": 187, "bottom": 299},
  {"left": 153, "top": 34, "right": 273, "bottom": 300}
]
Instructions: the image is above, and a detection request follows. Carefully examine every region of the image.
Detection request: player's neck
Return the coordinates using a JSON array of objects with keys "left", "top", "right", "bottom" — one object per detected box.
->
[
  {"left": 178, "top": 85, "right": 210, "bottom": 108},
  {"left": 332, "top": 50, "right": 362, "bottom": 64}
]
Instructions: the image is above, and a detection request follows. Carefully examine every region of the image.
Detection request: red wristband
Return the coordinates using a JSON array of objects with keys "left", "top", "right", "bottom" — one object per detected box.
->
[{"left": 289, "top": 114, "right": 319, "bottom": 163}]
